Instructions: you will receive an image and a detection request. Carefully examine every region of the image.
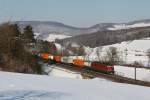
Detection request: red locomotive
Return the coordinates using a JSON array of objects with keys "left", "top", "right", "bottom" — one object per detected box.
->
[{"left": 91, "top": 62, "right": 114, "bottom": 74}]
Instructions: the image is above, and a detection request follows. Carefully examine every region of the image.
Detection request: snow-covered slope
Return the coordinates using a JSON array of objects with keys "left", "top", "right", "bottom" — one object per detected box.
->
[
  {"left": 0, "top": 71, "right": 150, "bottom": 100},
  {"left": 86, "top": 38, "right": 150, "bottom": 66}
]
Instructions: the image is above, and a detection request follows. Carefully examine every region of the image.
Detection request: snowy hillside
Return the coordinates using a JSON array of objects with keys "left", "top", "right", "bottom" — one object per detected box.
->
[
  {"left": 108, "top": 22, "right": 150, "bottom": 30},
  {"left": 15, "top": 21, "right": 98, "bottom": 36},
  {"left": 86, "top": 38, "right": 150, "bottom": 67},
  {"left": 0, "top": 71, "right": 150, "bottom": 100}
]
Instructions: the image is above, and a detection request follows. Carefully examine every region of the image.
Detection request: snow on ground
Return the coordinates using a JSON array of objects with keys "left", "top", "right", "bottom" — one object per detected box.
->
[
  {"left": 42, "top": 63, "right": 82, "bottom": 79},
  {"left": 108, "top": 23, "right": 150, "bottom": 30},
  {"left": 0, "top": 71, "right": 150, "bottom": 100},
  {"left": 114, "top": 66, "right": 150, "bottom": 82}
]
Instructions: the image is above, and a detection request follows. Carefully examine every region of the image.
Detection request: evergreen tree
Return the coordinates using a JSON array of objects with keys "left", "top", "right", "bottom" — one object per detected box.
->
[
  {"left": 23, "top": 25, "right": 35, "bottom": 42},
  {"left": 13, "top": 24, "right": 21, "bottom": 38}
]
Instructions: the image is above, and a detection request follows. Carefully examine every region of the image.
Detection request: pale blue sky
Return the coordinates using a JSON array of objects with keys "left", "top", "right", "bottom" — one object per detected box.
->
[{"left": 0, "top": 0, "right": 150, "bottom": 27}]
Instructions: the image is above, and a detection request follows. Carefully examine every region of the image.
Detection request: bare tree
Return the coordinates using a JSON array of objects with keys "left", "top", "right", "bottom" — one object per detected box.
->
[
  {"left": 105, "top": 47, "right": 120, "bottom": 65},
  {"left": 96, "top": 46, "right": 103, "bottom": 62}
]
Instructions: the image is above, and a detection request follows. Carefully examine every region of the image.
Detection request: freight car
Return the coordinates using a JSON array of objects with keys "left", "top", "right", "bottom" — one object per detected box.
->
[
  {"left": 61, "top": 56, "right": 73, "bottom": 64},
  {"left": 54, "top": 56, "right": 62, "bottom": 62},
  {"left": 73, "top": 59, "right": 85, "bottom": 67},
  {"left": 41, "top": 53, "right": 49, "bottom": 60},
  {"left": 38, "top": 53, "right": 55, "bottom": 64}
]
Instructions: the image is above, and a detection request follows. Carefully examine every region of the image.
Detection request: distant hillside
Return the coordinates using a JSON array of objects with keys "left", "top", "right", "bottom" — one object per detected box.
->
[
  {"left": 57, "top": 26, "right": 150, "bottom": 47},
  {"left": 14, "top": 19, "right": 150, "bottom": 35},
  {"left": 14, "top": 21, "right": 100, "bottom": 36}
]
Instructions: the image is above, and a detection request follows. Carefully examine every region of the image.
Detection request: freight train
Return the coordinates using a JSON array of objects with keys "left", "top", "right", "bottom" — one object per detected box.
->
[{"left": 39, "top": 53, "right": 114, "bottom": 74}]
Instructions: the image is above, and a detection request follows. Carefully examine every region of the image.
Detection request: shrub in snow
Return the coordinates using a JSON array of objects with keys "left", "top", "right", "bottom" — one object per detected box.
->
[{"left": 132, "top": 61, "right": 144, "bottom": 68}]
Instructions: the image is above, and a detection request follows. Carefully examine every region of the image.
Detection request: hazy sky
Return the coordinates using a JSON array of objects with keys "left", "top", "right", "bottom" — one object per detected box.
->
[{"left": 0, "top": 0, "right": 150, "bottom": 27}]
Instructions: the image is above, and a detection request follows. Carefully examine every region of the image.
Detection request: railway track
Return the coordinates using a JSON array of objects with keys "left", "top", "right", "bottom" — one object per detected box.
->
[{"left": 54, "top": 63, "right": 150, "bottom": 87}]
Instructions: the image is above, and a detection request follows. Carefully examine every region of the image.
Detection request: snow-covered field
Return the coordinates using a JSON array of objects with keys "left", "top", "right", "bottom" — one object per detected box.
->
[
  {"left": 42, "top": 63, "right": 82, "bottom": 79},
  {"left": 114, "top": 66, "right": 150, "bottom": 82},
  {"left": 0, "top": 71, "right": 150, "bottom": 100}
]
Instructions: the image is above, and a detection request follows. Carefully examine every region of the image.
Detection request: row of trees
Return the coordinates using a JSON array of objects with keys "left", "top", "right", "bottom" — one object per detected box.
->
[{"left": 96, "top": 46, "right": 120, "bottom": 66}]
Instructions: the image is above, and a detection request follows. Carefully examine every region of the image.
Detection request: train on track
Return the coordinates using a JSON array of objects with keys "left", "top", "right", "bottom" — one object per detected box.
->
[{"left": 38, "top": 53, "right": 114, "bottom": 74}]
